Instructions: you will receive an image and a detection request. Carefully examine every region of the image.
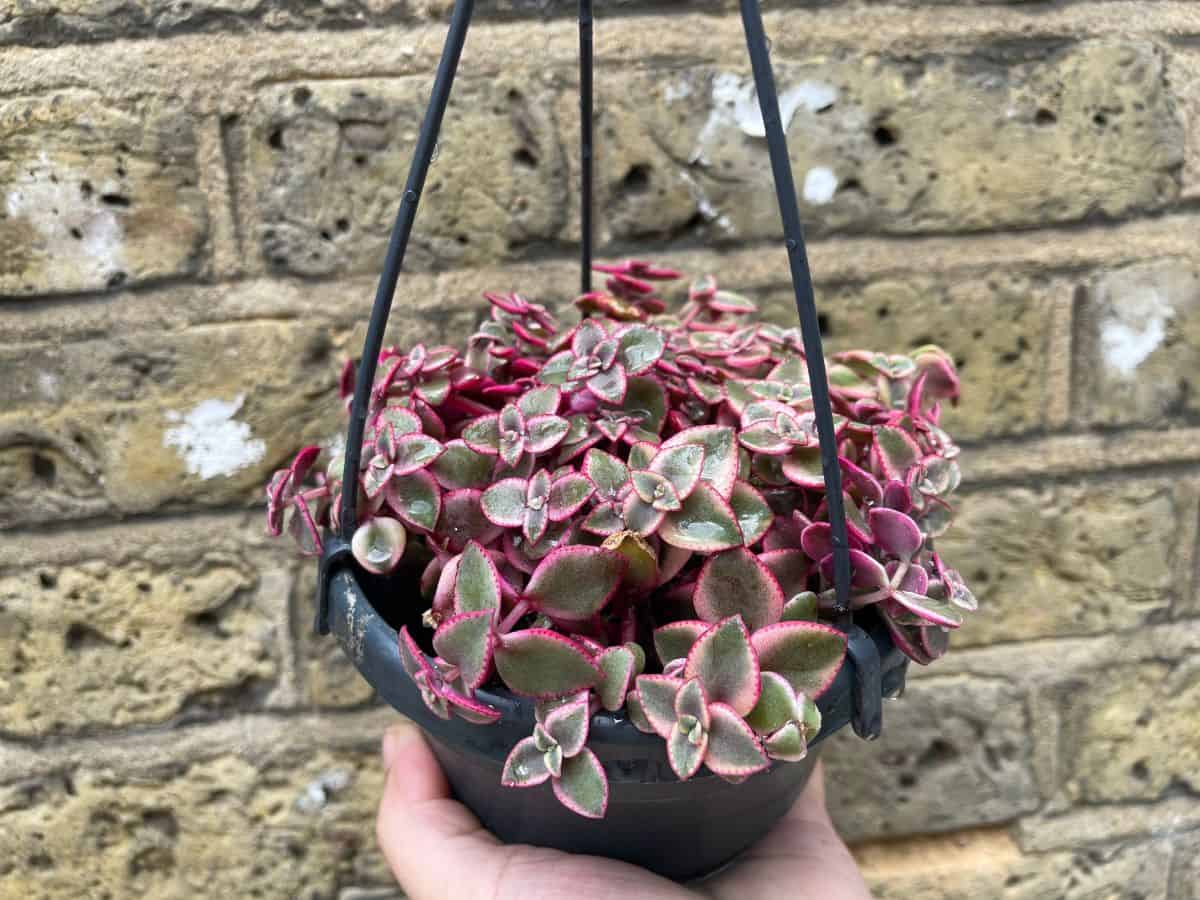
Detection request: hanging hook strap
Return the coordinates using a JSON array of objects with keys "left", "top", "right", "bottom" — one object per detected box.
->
[
  {"left": 337, "top": 0, "right": 477, "bottom": 541},
  {"left": 579, "top": 0, "right": 594, "bottom": 294},
  {"left": 737, "top": 0, "right": 852, "bottom": 625}
]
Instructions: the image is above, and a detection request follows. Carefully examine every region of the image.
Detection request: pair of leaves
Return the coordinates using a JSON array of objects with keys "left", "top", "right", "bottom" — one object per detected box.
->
[
  {"left": 501, "top": 697, "right": 609, "bottom": 818},
  {"left": 481, "top": 469, "right": 593, "bottom": 544}
]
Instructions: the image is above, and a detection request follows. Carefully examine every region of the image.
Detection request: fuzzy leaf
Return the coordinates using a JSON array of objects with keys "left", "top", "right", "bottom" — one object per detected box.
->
[
  {"left": 525, "top": 415, "right": 571, "bottom": 454},
  {"left": 659, "top": 483, "right": 744, "bottom": 552},
  {"left": 759, "top": 549, "right": 811, "bottom": 601},
  {"left": 820, "top": 548, "right": 890, "bottom": 593},
  {"left": 745, "top": 671, "right": 800, "bottom": 735},
  {"left": 622, "top": 493, "right": 667, "bottom": 536},
  {"left": 538, "top": 350, "right": 575, "bottom": 386},
  {"left": 781, "top": 446, "right": 824, "bottom": 488},
  {"left": 635, "top": 675, "right": 683, "bottom": 738},
  {"left": 781, "top": 592, "right": 819, "bottom": 622},
  {"left": 480, "top": 478, "right": 528, "bottom": 528},
  {"left": 601, "top": 531, "right": 658, "bottom": 591},
  {"left": 869, "top": 507, "right": 923, "bottom": 560},
  {"left": 524, "top": 546, "right": 626, "bottom": 622},
  {"left": 739, "top": 425, "right": 791, "bottom": 456},
  {"left": 729, "top": 481, "right": 773, "bottom": 547},
  {"left": 685, "top": 616, "right": 761, "bottom": 716},
  {"left": 432, "top": 610, "right": 494, "bottom": 691},
  {"left": 583, "top": 449, "right": 629, "bottom": 500},
  {"left": 627, "top": 441, "right": 657, "bottom": 470},
  {"left": 873, "top": 425, "right": 921, "bottom": 480},
  {"left": 523, "top": 503, "right": 549, "bottom": 545},
  {"left": 351, "top": 518, "right": 407, "bottom": 575},
  {"left": 619, "top": 376, "right": 669, "bottom": 438},
  {"left": 543, "top": 697, "right": 590, "bottom": 756},
  {"left": 587, "top": 364, "right": 628, "bottom": 404},
  {"left": 386, "top": 470, "right": 441, "bottom": 532},
  {"left": 493, "top": 629, "right": 601, "bottom": 698},
  {"left": 454, "top": 540, "right": 502, "bottom": 613},
  {"left": 501, "top": 736, "right": 552, "bottom": 787},
  {"left": 445, "top": 689, "right": 502, "bottom": 725},
  {"left": 431, "top": 440, "right": 495, "bottom": 490},
  {"left": 892, "top": 590, "right": 965, "bottom": 628},
  {"left": 764, "top": 721, "right": 808, "bottom": 762},
  {"left": 752, "top": 621, "right": 847, "bottom": 699},
  {"left": 632, "top": 470, "right": 682, "bottom": 511},
  {"left": 547, "top": 473, "right": 594, "bottom": 521},
  {"left": 674, "top": 678, "right": 711, "bottom": 729},
  {"left": 625, "top": 691, "right": 655, "bottom": 733},
  {"left": 668, "top": 721, "right": 708, "bottom": 781},
  {"left": 393, "top": 433, "right": 444, "bottom": 475},
  {"left": 654, "top": 620, "right": 709, "bottom": 666},
  {"left": 462, "top": 415, "right": 501, "bottom": 454},
  {"left": 582, "top": 503, "right": 624, "bottom": 536},
  {"left": 518, "top": 385, "right": 562, "bottom": 417},
  {"left": 694, "top": 548, "right": 784, "bottom": 631},
  {"left": 664, "top": 426, "right": 738, "bottom": 497},
  {"left": 596, "top": 646, "right": 637, "bottom": 712},
  {"left": 553, "top": 748, "right": 608, "bottom": 819},
  {"left": 617, "top": 324, "right": 666, "bottom": 374},
  {"left": 397, "top": 625, "right": 432, "bottom": 682},
  {"left": 650, "top": 444, "right": 705, "bottom": 499},
  {"left": 704, "top": 703, "right": 769, "bottom": 777}
]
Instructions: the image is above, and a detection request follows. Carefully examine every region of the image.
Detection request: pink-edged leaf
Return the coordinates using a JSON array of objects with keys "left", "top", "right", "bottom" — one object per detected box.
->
[
  {"left": 493, "top": 629, "right": 601, "bottom": 698},
  {"left": 627, "top": 441, "right": 657, "bottom": 470},
  {"left": 518, "top": 384, "right": 562, "bottom": 417},
  {"left": 667, "top": 720, "right": 708, "bottom": 781},
  {"left": 351, "top": 517, "right": 407, "bottom": 575},
  {"left": 547, "top": 473, "right": 594, "bottom": 521},
  {"left": 397, "top": 625, "right": 434, "bottom": 682},
  {"left": 501, "top": 735, "right": 552, "bottom": 787},
  {"left": 739, "top": 425, "right": 792, "bottom": 457},
  {"left": 583, "top": 449, "right": 629, "bottom": 499},
  {"left": 600, "top": 530, "right": 658, "bottom": 591},
  {"left": 361, "top": 458, "right": 393, "bottom": 501},
  {"left": 616, "top": 324, "right": 666, "bottom": 374},
  {"left": 444, "top": 688, "right": 502, "bottom": 724},
  {"left": 480, "top": 478, "right": 527, "bottom": 528},
  {"left": 523, "top": 503, "right": 549, "bottom": 545},
  {"left": 919, "top": 624, "right": 951, "bottom": 660},
  {"left": 674, "top": 677, "right": 711, "bottom": 730},
  {"left": 538, "top": 349, "right": 575, "bottom": 386},
  {"left": 625, "top": 690, "right": 655, "bottom": 733},
  {"left": 430, "top": 440, "right": 495, "bottom": 490},
  {"left": 657, "top": 543, "right": 692, "bottom": 586},
  {"left": 764, "top": 510, "right": 810, "bottom": 551},
  {"left": 820, "top": 548, "right": 890, "bottom": 593},
  {"left": 649, "top": 444, "right": 705, "bottom": 499},
  {"left": 758, "top": 549, "right": 811, "bottom": 601},
  {"left": 631, "top": 470, "right": 681, "bottom": 511},
  {"left": 781, "top": 592, "right": 819, "bottom": 622},
  {"left": 543, "top": 696, "right": 590, "bottom": 756},
  {"left": 685, "top": 616, "right": 761, "bottom": 716},
  {"left": 882, "top": 479, "right": 913, "bottom": 513},
  {"left": 386, "top": 470, "right": 441, "bottom": 533},
  {"left": 572, "top": 318, "right": 608, "bottom": 356},
  {"left": 729, "top": 481, "right": 773, "bottom": 547},
  {"left": 622, "top": 493, "right": 667, "bottom": 536},
  {"left": 781, "top": 446, "right": 825, "bottom": 488},
  {"left": 879, "top": 610, "right": 934, "bottom": 666},
  {"left": 869, "top": 507, "right": 923, "bottom": 560},
  {"left": 582, "top": 503, "right": 625, "bottom": 536},
  {"left": 694, "top": 548, "right": 784, "bottom": 632},
  {"left": 894, "top": 561, "right": 929, "bottom": 595},
  {"left": 704, "top": 702, "right": 769, "bottom": 778},
  {"left": 524, "top": 546, "right": 626, "bottom": 622},
  {"left": 921, "top": 497, "right": 955, "bottom": 538},
  {"left": 654, "top": 620, "right": 709, "bottom": 665},
  {"left": 635, "top": 674, "right": 683, "bottom": 738},
  {"left": 587, "top": 364, "right": 628, "bottom": 404},
  {"left": 454, "top": 540, "right": 502, "bottom": 613},
  {"left": 800, "top": 522, "right": 833, "bottom": 563},
  {"left": 659, "top": 483, "right": 743, "bottom": 552},
  {"left": 745, "top": 670, "right": 801, "bottom": 735},
  {"left": 438, "top": 489, "right": 503, "bottom": 553},
  {"left": 553, "top": 747, "right": 608, "bottom": 819},
  {"left": 596, "top": 645, "right": 636, "bottom": 712},
  {"left": 752, "top": 621, "right": 847, "bottom": 699},
  {"left": 892, "top": 590, "right": 964, "bottom": 628},
  {"left": 392, "top": 433, "right": 444, "bottom": 476},
  {"left": 839, "top": 456, "right": 884, "bottom": 504},
  {"left": 618, "top": 375, "right": 669, "bottom": 438},
  {"left": 763, "top": 721, "right": 808, "bottom": 762},
  {"left": 461, "top": 414, "right": 501, "bottom": 455},
  {"left": 525, "top": 414, "right": 571, "bottom": 454},
  {"left": 872, "top": 425, "right": 921, "bottom": 480},
  {"left": 663, "top": 425, "right": 738, "bottom": 497},
  {"left": 432, "top": 553, "right": 461, "bottom": 617},
  {"left": 432, "top": 610, "right": 494, "bottom": 691}
]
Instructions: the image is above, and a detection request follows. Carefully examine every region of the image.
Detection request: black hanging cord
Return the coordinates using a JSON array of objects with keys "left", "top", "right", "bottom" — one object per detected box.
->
[
  {"left": 738, "top": 0, "right": 852, "bottom": 625},
  {"left": 338, "top": 0, "right": 476, "bottom": 540},
  {"left": 579, "top": 0, "right": 594, "bottom": 294}
]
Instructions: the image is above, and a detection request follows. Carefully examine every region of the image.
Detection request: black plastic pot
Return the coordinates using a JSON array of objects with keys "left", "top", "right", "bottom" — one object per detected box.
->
[{"left": 319, "top": 553, "right": 908, "bottom": 880}]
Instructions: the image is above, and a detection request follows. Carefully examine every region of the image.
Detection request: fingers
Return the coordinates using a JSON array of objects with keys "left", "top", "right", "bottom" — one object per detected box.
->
[{"left": 375, "top": 723, "right": 506, "bottom": 900}]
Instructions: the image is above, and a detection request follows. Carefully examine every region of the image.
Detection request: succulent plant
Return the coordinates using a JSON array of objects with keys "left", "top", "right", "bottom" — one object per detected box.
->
[{"left": 266, "top": 262, "right": 975, "bottom": 817}]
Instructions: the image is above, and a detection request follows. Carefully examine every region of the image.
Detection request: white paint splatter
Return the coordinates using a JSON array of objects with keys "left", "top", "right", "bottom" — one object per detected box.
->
[
  {"left": 692, "top": 74, "right": 837, "bottom": 165},
  {"left": 37, "top": 372, "right": 60, "bottom": 401},
  {"left": 295, "top": 768, "right": 354, "bottom": 814},
  {"left": 803, "top": 167, "right": 839, "bottom": 205},
  {"left": 664, "top": 80, "right": 693, "bottom": 104},
  {"left": 164, "top": 395, "right": 266, "bottom": 479},
  {"left": 1099, "top": 287, "right": 1172, "bottom": 377},
  {"left": 5, "top": 152, "right": 126, "bottom": 286}
]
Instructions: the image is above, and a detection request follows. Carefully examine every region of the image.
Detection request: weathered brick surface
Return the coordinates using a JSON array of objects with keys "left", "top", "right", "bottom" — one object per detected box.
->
[{"left": 0, "top": 90, "right": 208, "bottom": 297}]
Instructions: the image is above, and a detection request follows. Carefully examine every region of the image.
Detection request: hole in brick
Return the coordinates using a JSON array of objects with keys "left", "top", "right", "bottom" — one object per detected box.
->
[
  {"left": 1093, "top": 112, "right": 1107, "bottom": 127},
  {"left": 39, "top": 571, "right": 57, "bottom": 589},
  {"left": 336, "top": 218, "right": 350, "bottom": 233},
  {"left": 69, "top": 227, "right": 83, "bottom": 240},
  {"left": 353, "top": 153, "right": 368, "bottom": 167},
  {"left": 30, "top": 453, "right": 56, "bottom": 485},
  {"left": 65, "top": 622, "right": 118, "bottom": 652},
  {"left": 619, "top": 164, "right": 651, "bottom": 195},
  {"left": 80, "top": 180, "right": 93, "bottom": 199},
  {"left": 116, "top": 165, "right": 127, "bottom": 178},
  {"left": 107, "top": 271, "right": 127, "bottom": 289},
  {"left": 838, "top": 177, "right": 864, "bottom": 195},
  {"left": 268, "top": 128, "right": 285, "bottom": 150},
  {"left": 876, "top": 305, "right": 889, "bottom": 319},
  {"left": 137, "top": 581, "right": 152, "bottom": 593},
  {"left": 1130, "top": 759, "right": 1150, "bottom": 781},
  {"left": 320, "top": 229, "right": 332, "bottom": 241},
  {"left": 292, "top": 86, "right": 312, "bottom": 106},
  {"left": 28, "top": 853, "right": 54, "bottom": 871},
  {"left": 918, "top": 738, "right": 957, "bottom": 766},
  {"left": 1035, "top": 108, "right": 1057, "bottom": 126},
  {"left": 100, "top": 194, "right": 130, "bottom": 208},
  {"left": 456, "top": 234, "right": 469, "bottom": 245},
  {"left": 512, "top": 148, "right": 538, "bottom": 168},
  {"left": 898, "top": 772, "right": 917, "bottom": 788},
  {"left": 872, "top": 124, "right": 897, "bottom": 146}
]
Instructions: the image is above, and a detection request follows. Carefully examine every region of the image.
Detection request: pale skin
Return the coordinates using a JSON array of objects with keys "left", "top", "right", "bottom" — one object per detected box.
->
[{"left": 376, "top": 723, "right": 873, "bottom": 900}]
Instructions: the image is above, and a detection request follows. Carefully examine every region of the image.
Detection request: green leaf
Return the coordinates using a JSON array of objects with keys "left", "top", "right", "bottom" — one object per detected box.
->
[
  {"left": 432, "top": 610, "right": 494, "bottom": 691},
  {"left": 386, "top": 471, "right": 441, "bottom": 532},
  {"left": 454, "top": 540, "right": 501, "bottom": 613},
  {"left": 627, "top": 441, "right": 657, "bottom": 471},
  {"left": 663, "top": 426, "right": 738, "bottom": 497},
  {"left": 547, "top": 473, "right": 594, "bottom": 521},
  {"left": 781, "top": 446, "right": 824, "bottom": 488},
  {"left": 729, "top": 481, "right": 773, "bottom": 546},
  {"left": 518, "top": 385, "right": 562, "bottom": 417},
  {"left": 351, "top": 518, "right": 407, "bottom": 575},
  {"left": 781, "top": 591, "right": 819, "bottom": 622},
  {"left": 480, "top": 478, "right": 528, "bottom": 528},
  {"left": 430, "top": 440, "right": 495, "bottom": 490},
  {"left": 654, "top": 620, "right": 709, "bottom": 665},
  {"left": 587, "top": 364, "right": 628, "bottom": 404},
  {"left": 552, "top": 748, "right": 608, "bottom": 819},
  {"left": 745, "top": 671, "right": 800, "bottom": 735},
  {"left": 752, "top": 621, "right": 847, "bottom": 699},
  {"left": 684, "top": 616, "right": 761, "bottom": 716},
  {"left": 631, "top": 470, "right": 681, "bottom": 511},
  {"left": 596, "top": 646, "right": 636, "bottom": 712},
  {"left": 393, "top": 433, "right": 444, "bottom": 475},
  {"left": 524, "top": 546, "right": 626, "bottom": 622},
  {"left": 667, "top": 720, "right": 708, "bottom": 781},
  {"left": 873, "top": 425, "right": 921, "bottom": 480},
  {"left": 525, "top": 415, "right": 571, "bottom": 454},
  {"left": 616, "top": 324, "right": 666, "bottom": 374},
  {"left": 538, "top": 350, "right": 575, "bottom": 386},
  {"left": 601, "top": 531, "right": 658, "bottom": 591},
  {"left": 763, "top": 721, "right": 808, "bottom": 762},
  {"left": 620, "top": 376, "right": 669, "bottom": 435},
  {"left": 759, "top": 549, "right": 811, "bottom": 601},
  {"left": 674, "top": 677, "right": 710, "bottom": 729},
  {"left": 625, "top": 691, "right": 655, "bottom": 734},
  {"left": 704, "top": 703, "right": 769, "bottom": 777},
  {"left": 659, "top": 483, "right": 743, "bottom": 552},
  {"left": 543, "top": 696, "right": 590, "bottom": 756},
  {"left": 501, "top": 736, "right": 552, "bottom": 787},
  {"left": 650, "top": 444, "right": 705, "bottom": 499},
  {"left": 583, "top": 449, "right": 629, "bottom": 500},
  {"left": 582, "top": 503, "right": 624, "bottom": 536},
  {"left": 461, "top": 415, "right": 501, "bottom": 454},
  {"left": 635, "top": 675, "right": 682, "bottom": 738},
  {"left": 892, "top": 590, "right": 964, "bottom": 628},
  {"left": 621, "top": 493, "right": 667, "bottom": 537},
  {"left": 493, "top": 629, "right": 601, "bottom": 699},
  {"left": 694, "top": 548, "right": 784, "bottom": 631}
]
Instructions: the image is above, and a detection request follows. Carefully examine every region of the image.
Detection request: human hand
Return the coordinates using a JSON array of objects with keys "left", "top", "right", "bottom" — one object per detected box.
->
[{"left": 375, "top": 723, "right": 872, "bottom": 900}]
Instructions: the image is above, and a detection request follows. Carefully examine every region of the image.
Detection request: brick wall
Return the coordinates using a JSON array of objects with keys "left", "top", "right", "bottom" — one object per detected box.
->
[{"left": 2, "top": 1, "right": 1198, "bottom": 897}]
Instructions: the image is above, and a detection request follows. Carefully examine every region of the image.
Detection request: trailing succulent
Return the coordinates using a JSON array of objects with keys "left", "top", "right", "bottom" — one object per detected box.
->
[{"left": 266, "top": 260, "right": 975, "bottom": 819}]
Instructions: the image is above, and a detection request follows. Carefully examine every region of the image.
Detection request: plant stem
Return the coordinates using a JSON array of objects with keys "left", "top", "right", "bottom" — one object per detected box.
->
[{"left": 498, "top": 599, "right": 532, "bottom": 634}]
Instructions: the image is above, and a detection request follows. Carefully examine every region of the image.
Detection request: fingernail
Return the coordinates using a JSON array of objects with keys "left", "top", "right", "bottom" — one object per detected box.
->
[{"left": 381, "top": 723, "right": 414, "bottom": 772}]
